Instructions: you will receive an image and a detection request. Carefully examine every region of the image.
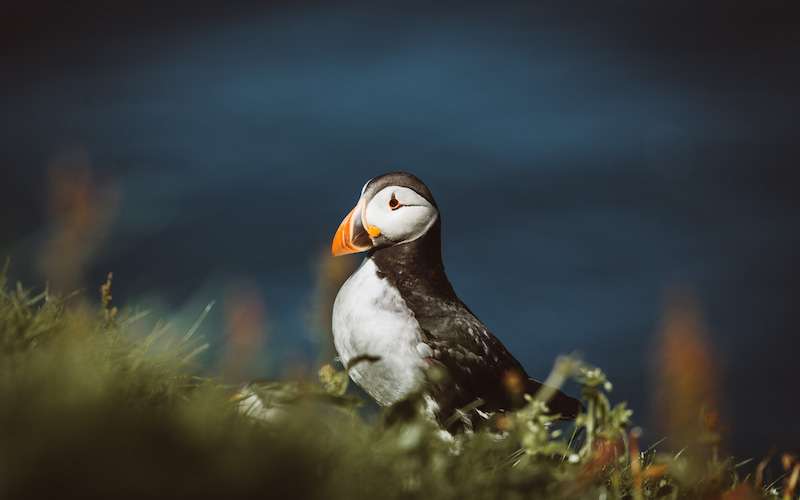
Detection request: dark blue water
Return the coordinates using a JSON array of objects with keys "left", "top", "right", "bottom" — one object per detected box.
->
[{"left": 2, "top": 3, "right": 798, "bottom": 457}]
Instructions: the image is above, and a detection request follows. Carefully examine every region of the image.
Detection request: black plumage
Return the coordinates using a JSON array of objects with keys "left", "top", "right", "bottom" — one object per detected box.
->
[{"left": 362, "top": 172, "right": 582, "bottom": 427}]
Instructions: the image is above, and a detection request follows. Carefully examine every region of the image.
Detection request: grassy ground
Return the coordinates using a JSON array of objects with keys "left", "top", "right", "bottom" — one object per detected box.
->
[{"left": 0, "top": 268, "right": 793, "bottom": 499}]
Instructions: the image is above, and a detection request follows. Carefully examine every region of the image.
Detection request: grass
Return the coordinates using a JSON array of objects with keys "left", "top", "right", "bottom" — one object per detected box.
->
[{"left": 0, "top": 267, "right": 793, "bottom": 499}]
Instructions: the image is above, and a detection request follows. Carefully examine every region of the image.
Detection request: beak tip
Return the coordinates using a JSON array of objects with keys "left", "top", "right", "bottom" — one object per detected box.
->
[{"left": 331, "top": 200, "right": 372, "bottom": 257}]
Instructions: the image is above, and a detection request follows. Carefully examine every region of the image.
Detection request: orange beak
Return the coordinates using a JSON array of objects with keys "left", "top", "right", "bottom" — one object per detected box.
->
[{"left": 332, "top": 198, "right": 373, "bottom": 256}]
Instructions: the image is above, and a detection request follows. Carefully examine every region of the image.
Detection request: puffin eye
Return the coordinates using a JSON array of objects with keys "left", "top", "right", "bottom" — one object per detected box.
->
[{"left": 388, "top": 193, "right": 401, "bottom": 210}]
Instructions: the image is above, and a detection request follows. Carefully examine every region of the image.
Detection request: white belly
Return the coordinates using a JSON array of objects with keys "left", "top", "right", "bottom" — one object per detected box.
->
[{"left": 332, "top": 258, "right": 427, "bottom": 406}]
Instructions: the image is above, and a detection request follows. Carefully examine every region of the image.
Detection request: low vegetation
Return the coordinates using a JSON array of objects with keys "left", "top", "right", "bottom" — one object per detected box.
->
[{"left": 0, "top": 268, "right": 794, "bottom": 499}]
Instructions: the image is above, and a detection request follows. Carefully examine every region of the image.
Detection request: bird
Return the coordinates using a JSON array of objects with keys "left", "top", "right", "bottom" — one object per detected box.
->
[{"left": 330, "top": 171, "right": 581, "bottom": 429}]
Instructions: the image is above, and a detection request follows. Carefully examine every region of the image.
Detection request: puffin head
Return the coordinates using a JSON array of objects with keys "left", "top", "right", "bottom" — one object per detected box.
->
[{"left": 332, "top": 172, "right": 439, "bottom": 256}]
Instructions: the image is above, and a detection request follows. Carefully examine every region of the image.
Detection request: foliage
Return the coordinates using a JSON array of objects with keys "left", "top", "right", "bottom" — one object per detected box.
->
[{"left": 0, "top": 270, "right": 790, "bottom": 499}]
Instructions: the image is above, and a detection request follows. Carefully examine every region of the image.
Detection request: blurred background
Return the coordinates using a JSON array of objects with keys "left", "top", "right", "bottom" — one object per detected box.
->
[{"left": 1, "top": 1, "right": 798, "bottom": 459}]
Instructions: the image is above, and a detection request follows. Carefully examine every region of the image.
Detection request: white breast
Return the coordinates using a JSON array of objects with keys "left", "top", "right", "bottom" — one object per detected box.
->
[{"left": 332, "top": 258, "right": 427, "bottom": 406}]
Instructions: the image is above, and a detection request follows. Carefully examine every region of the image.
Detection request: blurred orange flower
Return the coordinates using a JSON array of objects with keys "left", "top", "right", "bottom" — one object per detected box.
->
[{"left": 37, "top": 149, "right": 119, "bottom": 293}]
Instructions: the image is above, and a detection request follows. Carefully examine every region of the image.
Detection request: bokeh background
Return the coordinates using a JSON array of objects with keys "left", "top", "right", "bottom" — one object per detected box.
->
[{"left": 2, "top": 1, "right": 798, "bottom": 458}]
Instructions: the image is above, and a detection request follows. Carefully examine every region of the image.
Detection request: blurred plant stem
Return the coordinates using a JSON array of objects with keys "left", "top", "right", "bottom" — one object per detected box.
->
[{"left": 36, "top": 149, "right": 118, "bottom": 294}]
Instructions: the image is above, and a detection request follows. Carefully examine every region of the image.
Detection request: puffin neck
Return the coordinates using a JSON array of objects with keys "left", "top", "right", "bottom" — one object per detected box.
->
[{"left": 368, "top": 219, "right": 458, "bottom": 301}]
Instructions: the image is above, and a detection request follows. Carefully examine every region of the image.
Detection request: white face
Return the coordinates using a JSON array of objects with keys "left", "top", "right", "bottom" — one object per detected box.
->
[{"left": 362, "top": 186, "right": 438, "bottom": 245}]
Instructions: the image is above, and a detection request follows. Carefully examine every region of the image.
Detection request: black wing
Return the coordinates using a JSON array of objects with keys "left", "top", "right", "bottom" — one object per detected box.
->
[
  {"left": 413, "top": 296, "right": 581, "bottom": 424},
  {"left": 369, "top": 233, "right": 581, "bottom": 427}
]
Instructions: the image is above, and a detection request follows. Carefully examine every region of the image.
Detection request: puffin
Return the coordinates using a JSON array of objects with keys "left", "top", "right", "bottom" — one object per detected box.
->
[{"left": 330, "top": 172, "right": 581, "bottom": 429}]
